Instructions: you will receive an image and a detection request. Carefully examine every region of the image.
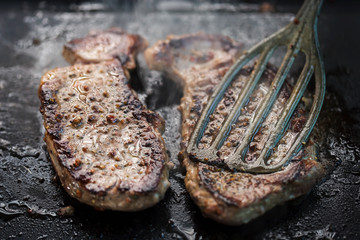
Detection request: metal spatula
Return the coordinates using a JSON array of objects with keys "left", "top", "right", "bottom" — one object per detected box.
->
[{"left": 187, "top": 0, "right": 326, "bottom": 173}]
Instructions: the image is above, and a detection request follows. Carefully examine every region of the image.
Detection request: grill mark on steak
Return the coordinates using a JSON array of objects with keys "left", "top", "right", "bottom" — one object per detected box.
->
[
  {"left": 145, "top": 33, "right": 325, "bottom": 224},
  {"left": 39, "top": 29, "right": 170, "bottom": 211}
]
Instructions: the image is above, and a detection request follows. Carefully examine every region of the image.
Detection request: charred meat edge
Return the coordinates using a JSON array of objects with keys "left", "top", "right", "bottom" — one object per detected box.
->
[{"left": 145, "top": 33, "right": 326, "bottom": 224}]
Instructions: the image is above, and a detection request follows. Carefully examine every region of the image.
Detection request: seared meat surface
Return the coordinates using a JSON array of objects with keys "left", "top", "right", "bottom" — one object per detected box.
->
[
  {"left": 145, "top": 33, "right": 325, "bottom": 224},
  {"left": 39, "top": 29, "right": 170, "bottom": 211},
  {"left": 63, "top": 27, "right": 147, "bottom": 70}
]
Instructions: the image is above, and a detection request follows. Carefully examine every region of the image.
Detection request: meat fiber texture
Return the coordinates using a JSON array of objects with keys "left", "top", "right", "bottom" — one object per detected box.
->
[
  {"left": 145, "top": 33, "right": 326, "bottom": 225},
  {"left": 39, "top": 28, "right": 170, "bottom": 211}
]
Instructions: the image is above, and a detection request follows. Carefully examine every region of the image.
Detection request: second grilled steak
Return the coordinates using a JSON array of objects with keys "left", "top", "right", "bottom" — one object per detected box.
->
[
  {"left": 145, "top": 33, "right": 326, "bottom": 225},
  {"left": 39, "top": 29, "right": 170, "bottom": 211}
]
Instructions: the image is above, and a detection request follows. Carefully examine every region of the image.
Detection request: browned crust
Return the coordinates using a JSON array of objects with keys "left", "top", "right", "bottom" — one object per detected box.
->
[
  {"left": 184, "top": 156, "right": 323, "bottom": 225},
  {"left": 39, "top": 60, "right": 170, "bottom": 211},
  {"left": 39, "top": 60, "right": 170, "bottom": 210},
  {"left": 145, "top": 33, "right": 327, "bottom": 225},
  {"left": 63, "top": 27, "right": 148, "bottom": 70},
  {"left": 145, "top": 33, "right": 243, "bottom": 87},
  {"left": 45, "top": 131, "right": 169, "bottom": 211},
  {"left": 39, "top": 28, "right": 170, "bottom": 211}
]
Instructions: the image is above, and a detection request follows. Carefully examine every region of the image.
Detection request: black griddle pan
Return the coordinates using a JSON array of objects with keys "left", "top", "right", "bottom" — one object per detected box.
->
[{"left": 0, "top": 1, "right": 359, "bottom": 239}]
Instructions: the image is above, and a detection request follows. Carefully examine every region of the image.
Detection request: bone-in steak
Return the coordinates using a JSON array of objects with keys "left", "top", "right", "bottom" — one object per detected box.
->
[
  {"left": 145, "top": 33, "right": 326, "bottom": 224},
  {"left": 39, "top": 29, "right": 170, "bottom": 211}
]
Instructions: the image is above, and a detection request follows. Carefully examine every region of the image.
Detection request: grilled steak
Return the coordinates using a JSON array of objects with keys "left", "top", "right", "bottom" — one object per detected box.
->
[
  {"left": 63, "top": 27, "right": 147, "bottom": 70},
  {"left": 39, "top": 29, "right": 170, "bottom": 211},
  {"left": 145, "top": 33, "right": 326, "bottom": 224}
]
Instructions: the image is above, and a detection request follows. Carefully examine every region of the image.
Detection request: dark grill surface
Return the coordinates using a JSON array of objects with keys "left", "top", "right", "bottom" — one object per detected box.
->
[{"left": 0, "top": 1, "right": 359, "bottom": 239}]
